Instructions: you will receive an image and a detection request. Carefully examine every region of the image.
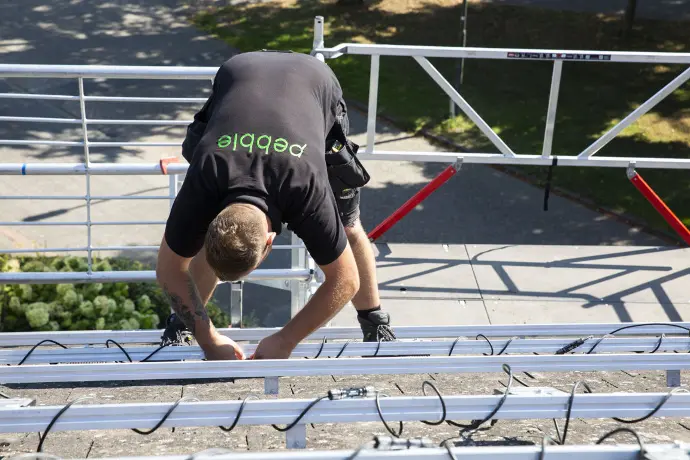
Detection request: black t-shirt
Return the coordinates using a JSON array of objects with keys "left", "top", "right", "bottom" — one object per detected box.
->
[{"left": 164, "top": 51, "right": 348, "bottom": 266}]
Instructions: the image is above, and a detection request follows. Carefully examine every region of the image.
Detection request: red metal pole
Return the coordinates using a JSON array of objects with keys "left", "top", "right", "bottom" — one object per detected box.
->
[
  {"left": 368, "top": 161, "right": 461, "bottom": 242},
  {"left": 628, "top": 167, "right": 690, "bottom": 246}
]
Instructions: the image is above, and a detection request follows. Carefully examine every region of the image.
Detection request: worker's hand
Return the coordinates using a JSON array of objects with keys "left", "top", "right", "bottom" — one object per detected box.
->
[
  {"left": 251, "top": 332, "right": 294, "bottom": 360},
  {"left": 201, "top": 333, "right": 245, "bottom": 361}
]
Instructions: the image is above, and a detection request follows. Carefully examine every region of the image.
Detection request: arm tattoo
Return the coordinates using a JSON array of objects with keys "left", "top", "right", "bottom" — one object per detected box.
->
[
  {"left": 187, "top": 276, "right": 209, "bottom": 324},
  {"left": 161, "top": 277, "right": 209, "bottom": 335}
]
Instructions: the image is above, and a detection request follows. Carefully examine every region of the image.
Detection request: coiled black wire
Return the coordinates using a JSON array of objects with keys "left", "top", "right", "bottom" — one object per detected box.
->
[
  {"left": 271, "top": 396, "right": 328, "bottom": 432},
  {"left": 446, "top": 363, "right": 515, "bottom": 432},
  {"left": 612, "top": 387, "right": 689, "bottom": 424},
  {"left": 553, "top": 381, "right": 593, "bottom": 445},
  {"left": 105, "top": 340, "right": 169, "bottom": 363},
  {"left": 37, "top": 396, "right": 92, "bottom": 453},
  {"left": 595, "top": 427, "right": 647, "bottom": 460},
  {"left": 131, "top": 396, "right": 198, "bottom": 435},
  {"left": 17, "top": 340, "right": 68, "bottom": 366},
  {"left": 474, "top": 335, "right": 517, "bottom": 356},
  {"left": 375, "top": 392, "right": 404, "bottom": 437},
  {"left": 219, "top": 395, "right": 258, "bottom": 432},
  {"left": 419, "top": 381, "right": 446, "bottom": 426}
]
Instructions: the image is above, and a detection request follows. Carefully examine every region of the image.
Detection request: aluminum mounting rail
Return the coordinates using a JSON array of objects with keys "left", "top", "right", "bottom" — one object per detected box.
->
[
  {"left": 3, "top": 337, "right": 689, "bottom": 365},
  {"left": 59, "top": 444, "right": 690, "bottom": 460},
  {"left": 4, "top": 392, "right": 690, "bottom": 434},
  {"left": 2, "top": 322, "right": 687, "bottom": 347},
  {"left": 0, "top": 354, "right": 687, "bottom": 385}
]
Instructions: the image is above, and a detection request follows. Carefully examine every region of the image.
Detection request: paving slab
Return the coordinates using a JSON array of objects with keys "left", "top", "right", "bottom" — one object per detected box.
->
[
  {"left": 328, "top": 299, "right": 489, "bottom": 328},
  {"left": 373, "top": 243, "right": 481, "bottom": 300},
  {"left": 466, "top": 244, "right": 690, "bottom": 305},
  {"left": 484, "top": 299, "right": 690, "bottom": 325}
]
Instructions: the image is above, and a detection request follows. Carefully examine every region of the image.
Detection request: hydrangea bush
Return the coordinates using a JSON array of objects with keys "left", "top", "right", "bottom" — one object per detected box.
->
[{"left": 0, "top": 254, "right": 229, "bottom": 332}]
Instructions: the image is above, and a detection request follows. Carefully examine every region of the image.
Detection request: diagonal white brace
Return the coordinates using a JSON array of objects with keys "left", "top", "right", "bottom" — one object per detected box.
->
[
  {"left": 578, "top": 66, "right": 690, "bottom": 158},
  {"left": 414, "top": 56, "right": 516, "bottom": 157},
  {"left": 542, "top": 60, "right": 563, "bottom": 158}
]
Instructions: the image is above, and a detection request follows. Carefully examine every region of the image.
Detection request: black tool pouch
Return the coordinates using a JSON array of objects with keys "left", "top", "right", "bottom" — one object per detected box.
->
[{"left": 325, "top": 111, "right": 370, "bottom": 192}]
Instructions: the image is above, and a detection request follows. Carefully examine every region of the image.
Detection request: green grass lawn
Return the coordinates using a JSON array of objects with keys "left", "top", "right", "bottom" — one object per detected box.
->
[{"left": 192, "top": 0, "right": 690, "bottom": 237}]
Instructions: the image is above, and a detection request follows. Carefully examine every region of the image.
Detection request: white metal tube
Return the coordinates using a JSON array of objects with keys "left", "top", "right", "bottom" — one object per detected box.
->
[
  {"left": 5, "top": 153, "right": 690, "bottom": 176},
  {"left": 2, "top": 322, "right": 686, "bottom": 347},
  {"left": 0, "top": 139, "right": 83, "bottom": 147},
  {"left": 3, "top": 337, "right": 689, "bottom": 365},
  {"left": 0, "top": 247, "right": 88, "bottom": 254},
  {"left": 414, "top": 56, "right": 515, "bottom": 157},
  {"left": 0, "top": 116, "right": 81, "bottom": 124},
  {"left": 366, "top": 55, "right": 380, "bottom": 153},
  {"left": 316, "top": 43, "right": 690, "bottom": 64},
  {"left": 0, "top": 354, "right": 687, "bottom": 384},
  {"left": 87, "top": 119, "right": 192, "bottom": 126},
  {"left": 4, "top": 392, "right": 690, "bottom": 433},
  {"left": 66, "top": 445, "right": 690, "bottom": 460},
  {"left": 312, "top": 16, "right": 325, "bottom": 62},
  {"left": 83, "top": 96, "right": 207, "bottom": 103},
  {"left": 578, "top": 66, "right": 690, "bottom": 158},
  {"left": 0, "top": 244, "right": 303, "bottom": 254},
  {"left": 0, "top": 221, "right": 166, "bottom": 226},
  {"left": 78, "top": 77, "right": 93, "bottom": 272},
  {"left": 0, "top": 92, "right": 80, "bottom": 101},
  {"left": 542, "top": 60, "right": 563, "bottom": 157},
  {"left": 0, "top": 64, "right": 217, "bottom": 79},
  {"left": 0, "top": 268, "right": 311, "bottom": 284}
]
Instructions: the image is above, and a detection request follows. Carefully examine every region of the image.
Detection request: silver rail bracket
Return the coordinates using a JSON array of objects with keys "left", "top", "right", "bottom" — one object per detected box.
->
[
  {"left": 286, "top": 423, "right": 307, "bottom": 449},
  {"left": 667, "top": 369, "right": 682, "bottom": 388},
  {"left": 0, "top": 398, "right": 36, "bottom": 408},
  {"left": 265, "top": 377, "right": 280, "bottom": 395},
  {"left": 453, "top": 157, "right": 464, "bottom": 172},
  {"left": 627, "top": 161, "right": 637, "bottom": 180}
]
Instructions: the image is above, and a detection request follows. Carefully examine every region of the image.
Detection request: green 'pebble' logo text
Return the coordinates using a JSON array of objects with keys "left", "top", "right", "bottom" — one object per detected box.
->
[{"left": 217, "top": 133, "right": 306, "bottom": 158}]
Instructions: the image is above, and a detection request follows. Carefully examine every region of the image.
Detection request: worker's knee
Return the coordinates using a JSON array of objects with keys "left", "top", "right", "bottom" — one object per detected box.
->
[{"left": 344, "top": 219, "right": 367, "bottom": 243}]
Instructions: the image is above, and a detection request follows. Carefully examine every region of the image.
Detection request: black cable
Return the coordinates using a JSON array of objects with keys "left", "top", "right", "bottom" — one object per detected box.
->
[
  {"left": 131, "top": 397, "right": 196, "bottom": 435},
  {"left": 17, "top": 340, "right": 68, "bottom": 366},
  {"left": 612, "top": 387, "right": 689, "bottom": 424},
  {"left": 447, "top": 364, "right": 514, "bottom": 431},
  {"left": 375, "top": 392, "right": 404, "bottom": 438},
  {"left": 37, "top": 396, "right": 91, "bottom": 452},
  {"left": 304, "top": 338, "right": 327, "bottom": 359},
  {"left": 140, "top": 344, "right": 170, "bottom": 362},
  {"left": 420, "top": 380, "right": 447, "bottom": 426},
  {"left": 552, "top": 380, "right": 592, "bottom": 445},
  {"left": 475, "top": 334, "right": 494, "bottom": 355},
  {"left": 595, "top": 427, "right": 646, "bottom": 460},
  {"left": 105, "top": 339, "right": 133, "bottom": 363},
  {"left": 271, "top": 396, "right": 328, "bottom": 432},
  {"left": 538, "top": 435, "right": 559, "bottom": 460},
  {"left": 448, "top": 337, "right": 462, "bottom": 356},
  {"left": 335, "top": 340, "right": 352, "bottom": 358},
  {"left": 605, "top": 322, "right": 690, "bottom": 337},
  {"left": 648, "top": 334, "right": 665, "bottom": 354},
  {"left": 219, "top": 395, "right": 259, "bottom": 432},
  {"left": 497, "top": 337, "right": 518, "bottom": 355},
  {"left": 0, "top": 390, "right": 9, "bottom": 399},
  {"left": 586, "top": 334, "right": 613, "bottom": 354}
]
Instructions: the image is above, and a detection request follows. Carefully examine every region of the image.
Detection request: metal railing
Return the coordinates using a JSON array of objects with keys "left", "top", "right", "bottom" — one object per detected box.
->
[
  {"left": 0, "top": 64, "right": 315, "bottom": 323},
  {"left": 311, "top": 16, "right": 690, "bottom": 169}
]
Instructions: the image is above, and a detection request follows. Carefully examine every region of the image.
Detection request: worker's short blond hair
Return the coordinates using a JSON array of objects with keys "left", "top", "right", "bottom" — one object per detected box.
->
[{"left": 204, "top": 203, "right": 267, "bottom": 281}]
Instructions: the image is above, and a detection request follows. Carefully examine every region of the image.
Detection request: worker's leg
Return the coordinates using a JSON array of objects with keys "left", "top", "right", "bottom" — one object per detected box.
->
[{"left": 343, "top": 218, "right": 380, "bottom": 311}]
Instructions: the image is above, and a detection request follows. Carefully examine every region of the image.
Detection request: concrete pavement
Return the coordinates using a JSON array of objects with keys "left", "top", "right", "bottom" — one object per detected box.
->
[{"left": 0, "top": 0, "right": 688, "bottom": 330}]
